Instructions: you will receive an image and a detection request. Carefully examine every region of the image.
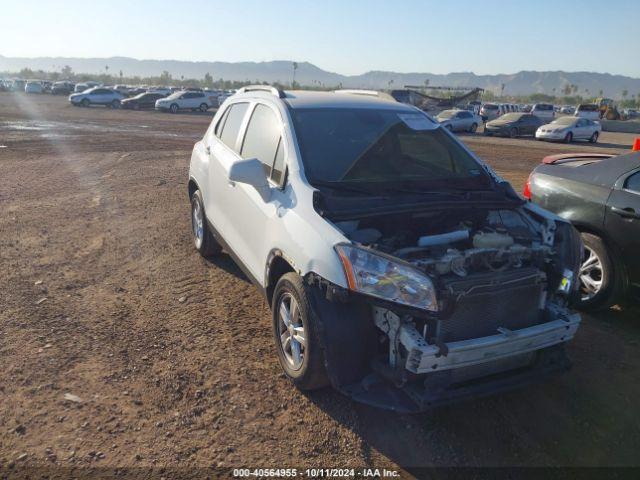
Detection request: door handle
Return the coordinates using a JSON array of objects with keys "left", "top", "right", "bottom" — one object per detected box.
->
[
  {"left": 205, "top": 145, "right": 211, "bottom": 155},
  {"left": 611, "top": 206, "right": 640, "bottom": 219}
]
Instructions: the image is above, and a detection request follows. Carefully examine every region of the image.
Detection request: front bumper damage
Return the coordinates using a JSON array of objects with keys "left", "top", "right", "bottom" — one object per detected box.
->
[
  {"left": 377, "top": 308, "right": 580, "bottom": 375},
  {"left": 307, "top": 274, "right": 580, "bottom": 413}
]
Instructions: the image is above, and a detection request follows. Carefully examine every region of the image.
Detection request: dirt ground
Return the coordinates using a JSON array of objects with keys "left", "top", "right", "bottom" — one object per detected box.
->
[{"left": 1, "top": 93, "right": 639, "bottom": 478}]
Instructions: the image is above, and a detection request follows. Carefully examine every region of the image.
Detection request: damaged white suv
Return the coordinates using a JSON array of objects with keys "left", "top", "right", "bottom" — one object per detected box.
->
[{"left": 188, "top": 86, "right": 582, "bottom": 412}]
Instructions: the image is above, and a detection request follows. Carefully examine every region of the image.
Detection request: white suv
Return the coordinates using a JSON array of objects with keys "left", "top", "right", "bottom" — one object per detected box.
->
[
  {"left": 188, "top": 86, "right": 582, "bottom": 412},
  {"left": 155, "top": 90, "right": 217, "bottom": 113}
]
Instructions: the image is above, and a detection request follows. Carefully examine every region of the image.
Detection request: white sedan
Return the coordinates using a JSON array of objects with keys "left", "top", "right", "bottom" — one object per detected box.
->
[
  {"left": 535, "top": 116, "right": 601, "bottom": 143},
  {"left": 435, "top": 109, "right": 482, "bottom": 133}
]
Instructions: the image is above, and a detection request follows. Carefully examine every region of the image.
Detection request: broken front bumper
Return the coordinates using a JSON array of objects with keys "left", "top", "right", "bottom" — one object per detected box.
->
[
  {"left": 402, "top": 314, "right": 580, "bottom": 374},
  {"left": 341, "top": 309, "right": 580, "bottom": 413}
]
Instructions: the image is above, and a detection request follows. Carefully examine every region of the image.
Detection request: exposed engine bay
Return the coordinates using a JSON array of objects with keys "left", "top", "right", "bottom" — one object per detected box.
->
[{"left": 330, "top": 206, "right": 581, "bottom": 407}]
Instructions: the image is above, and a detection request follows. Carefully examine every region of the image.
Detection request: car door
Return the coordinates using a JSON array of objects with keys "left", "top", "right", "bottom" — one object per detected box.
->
[
  {"left": 226, "top": 102, "right": 285, "bottom": 279},
  {"left": 204, "top": 102, "right": 251, "bottom": 251},
  {"left": 524, "top": 115, "right": 540, "bottom": 135},
  {"left": 578, "top": 119, "right": 591, "bottom": 139},
  {"left": 605, "top": 169, "right": 640, "bottom": 284}
]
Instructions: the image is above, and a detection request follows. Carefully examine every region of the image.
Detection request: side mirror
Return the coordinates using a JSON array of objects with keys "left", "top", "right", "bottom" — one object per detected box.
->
[{"left": 227, "top": 158, "right": 270, "bottom": 199}]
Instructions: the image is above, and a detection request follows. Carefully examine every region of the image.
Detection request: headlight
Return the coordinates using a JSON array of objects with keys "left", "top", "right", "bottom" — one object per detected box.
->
[{"left": 335, "top": 244, "right": 438, "bottom": 311}]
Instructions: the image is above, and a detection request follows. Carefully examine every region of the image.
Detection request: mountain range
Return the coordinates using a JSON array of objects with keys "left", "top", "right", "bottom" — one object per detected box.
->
[{"left": 1, "top": 55, "right": 639, "bottom": 99}]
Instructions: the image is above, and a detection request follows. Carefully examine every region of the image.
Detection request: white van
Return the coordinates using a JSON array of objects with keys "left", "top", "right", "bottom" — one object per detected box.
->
[
  {"left": 574, "top": 104, "right": 601, "bottom": 120},
  {"left": 530, "top": 104, "right": 555, "bottom": 121}
]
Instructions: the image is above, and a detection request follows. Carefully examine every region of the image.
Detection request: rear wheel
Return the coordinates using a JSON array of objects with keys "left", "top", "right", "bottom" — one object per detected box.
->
[
  {"left": 564, "top": 132, "right": 573, "bottom": 143},
  {"left": 577, "top": 233, "right": 621, "bottom": 310},
  {"left": 199, "top": 103, "right": 208, "bottom": 112},
  {"left": 190, "top": 190, "right": 221, "bottom": 257},
  {"left": 469, "top": 123, "right": 478, "bottom": 133},
  {"left": 272, "top": 273, "right": 328, "bottom": 390},
  {"left": 509, "top": 127, "right": 518, "bottom": 138},
  {"left": 110, "top": 99, "right": 120, "bottom": 109},
  {"left": 81, "top": 98, "right": 90, "bottom": 107},
  {"left": 170, "top": 103, "right": 179, "bottom": 113},
  {"left": 589, "top": 131, "right": 599, "bottom": 143},
  {"left": 446, "top": 124, "right": 453, "bottom": 132}
]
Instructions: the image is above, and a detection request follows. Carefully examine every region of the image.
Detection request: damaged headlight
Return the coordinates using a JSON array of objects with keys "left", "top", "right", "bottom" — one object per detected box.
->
[{"left": 335, "top": 243, "right": 438, "bottom": 311}]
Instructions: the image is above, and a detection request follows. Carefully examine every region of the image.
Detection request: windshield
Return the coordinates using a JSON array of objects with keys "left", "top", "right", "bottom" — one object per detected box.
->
[
  {"left": 551, "top": 117, "right": 577, "bottom": 126},
  {"left": 436, "top": 110, "right": 457, "bottom": 120},
  {"left": 291, "top": 108, "right": 491, "bottom": 189}
]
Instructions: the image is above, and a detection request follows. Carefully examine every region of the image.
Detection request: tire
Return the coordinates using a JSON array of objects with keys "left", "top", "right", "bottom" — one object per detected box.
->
[
  {"left": 509, "top": 127, "right": 518, "bottom": 138},
  {"left": 199, "top": 103, "right": 208, "bottom": 112},
  {"left": 589, "top": 131, "right": 599, "bottom": 143},
  {"left": 110, "top": 99, "right": 120, "bottom": 109},
  {"left": 564, "top": 132, "right": 573, "bottom": 143},
  {"left": 272, "top": 273, "right": 329, "bottom": 390},
  {"left": 170, "top": 103, "right": 179, "bottom": 113},
  {"left": 133, "top": 103, "right": 140, "bottom": 110},
  {"left": 577, "top": 232, "right": 621, "bottom": 310},
  {"left": 469, "top": 123, "right": 478, "bottom": 133},
  {"left": 190, "top": 190, "right": 222, "bottom": 257},
  {"left": 81, "top": 98, "right": 90, "bottom": 107}
]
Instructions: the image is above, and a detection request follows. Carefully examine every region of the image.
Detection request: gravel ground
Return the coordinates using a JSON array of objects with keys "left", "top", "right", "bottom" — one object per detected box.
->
[{"left": 1, "top": 93, "right": 639, "bottom": 479}]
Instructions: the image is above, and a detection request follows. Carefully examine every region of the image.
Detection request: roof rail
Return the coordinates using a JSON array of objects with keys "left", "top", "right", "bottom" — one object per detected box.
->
[
  {"left": 237, "top": 85, "right": 286, "bottom": 98},
  {"left": 334, "top": 89, "right": 380, "bottom": 97}
]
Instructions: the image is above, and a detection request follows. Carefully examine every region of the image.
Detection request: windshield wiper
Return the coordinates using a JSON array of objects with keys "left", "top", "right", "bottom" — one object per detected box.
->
[
  {"left": 311, "top": 180, "right": 389, "bottom": 198},
  {"left": 380, "top": 185, "right": 499, "bottom": 199}
]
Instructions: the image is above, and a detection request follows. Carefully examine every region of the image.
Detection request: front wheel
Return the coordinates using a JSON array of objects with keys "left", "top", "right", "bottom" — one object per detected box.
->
[
  {"left": 199, "top": 103, "right": 208, "bottom": 112},
  {"left": 469, "top": 123, "right": 478, "bottom": 133},
  {"left": 81, "top": 98, "right": 90, "bottom": 107},
  {"left": 272, "top": 273, "right": 328, "bottom": 391},
  {"left": 589, "top": 131, "right": 599, "bottom": 143},
  {"left": 170, "top": 103, "right": 179, "bottom": 113},
  {"left": 110, "top": 99, "right": 120, "bottom": 109},
  {"left": 190, "top": 190, "right": 221, "bottom": 257},
  {"left": 564, "top": 132, "right": 573, "bottom": 143},
  {"left": 509, "top": 127, "right": 518, "bottom": 138}
]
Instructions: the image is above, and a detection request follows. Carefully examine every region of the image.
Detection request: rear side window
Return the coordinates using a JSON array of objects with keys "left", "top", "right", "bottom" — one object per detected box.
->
[
  {"left": 625, "top": 171, "right": 640, "bottom": 193},
  {"left": 241, "top": 104, "right": 282, "bottom": 177},
  {"left": 219, "top": 103, "right": 249, "bottom": 152}
]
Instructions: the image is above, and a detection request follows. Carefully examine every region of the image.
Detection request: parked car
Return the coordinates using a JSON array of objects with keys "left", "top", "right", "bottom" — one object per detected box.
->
[
  {"left": 217, "top": 90, "right": 235, "bottom": 107},
  {"left": 536, "top": 116, "right": 601, "bottom": 143},
  {"left": 524, "top": 149, "right": 640, "bottom": 309},
  {"left": 560, "top": 105, "right": 575, "bottom": 115},
  {"left": 121, "top": 92, "right": 167, "bottom": 110},
  {"left": 69, "top": 87, "right": 124, "bottom": 108},
  {"left": 623, "top": 108, "right": 639, "bottom": 119},
  {"left": 155, "top": 90, "right": 216, "bottom": 113},
  {"left": 435, "top": 109, "right": 481, "bottom": 132},
  {"left": 51, "top": 81, "right": 74, "bottom": 95},
  {"left": 187, "top": 85, "right": 582, "bottom": 412},
  {"left": 24, "top": 80, "right": 43, "bottom": 94},
  {"left": 575, "top": 103, "right": 602, "bottom": 120},
  {"left": 479, "top": 103, "right": 502, "bottom": 121},
  {"left": 12, "top": 79, "right": 26, "bottom": 91},
  {"left": 530, "top": 103, "right": 555, "bottom": 121},
  {"left": 484, "top": 113, "right": 543, "bottom": 138},
  {"left": 521, "top": 104, "right": 532, "bottom": 113}
]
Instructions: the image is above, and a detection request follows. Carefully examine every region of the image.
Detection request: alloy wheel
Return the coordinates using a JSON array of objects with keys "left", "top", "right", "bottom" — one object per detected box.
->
[
  {"left": 277, "top": 293, "right": 306, "bottom": 371},
  {"left": 191, "top": 199, "right": 204, "bottom": 249},
  {"left": 580, "top": 245, "right": 603, "bottom": 301}
]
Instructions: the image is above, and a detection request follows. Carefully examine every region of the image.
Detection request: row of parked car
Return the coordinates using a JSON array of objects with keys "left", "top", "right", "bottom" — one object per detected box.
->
[
  {"left": 435, "top": 108, "right": 602, "bottom": 144},
  {"left": 66, "top": 86, "right": 233, "bottom": 112}
]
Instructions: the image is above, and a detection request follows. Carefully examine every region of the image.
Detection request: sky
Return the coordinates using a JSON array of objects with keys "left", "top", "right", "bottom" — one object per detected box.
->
[{"left": 1, "top": 0, "right": 638, "bottom": 77}]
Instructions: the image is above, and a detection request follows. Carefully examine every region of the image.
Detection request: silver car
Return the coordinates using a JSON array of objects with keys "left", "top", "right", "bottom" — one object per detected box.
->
[{"left": 436, "top": 109, "right": 482, "bottom": 133}]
